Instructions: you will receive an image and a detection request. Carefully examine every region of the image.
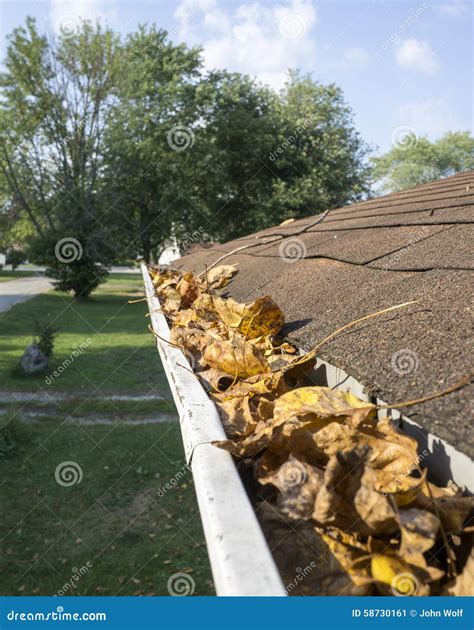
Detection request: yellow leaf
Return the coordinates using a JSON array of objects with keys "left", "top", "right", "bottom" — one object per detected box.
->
[
  {"left": 213, "top": 295, "right": 284, "bottom": 339},
  {"left": 274, "top": 386, "right": 375, "bottom": 431},
  {"left": 372, "top": 555, "right": 425, "bottom": 595},
  {"left": 203, "top": 336, "right": 270, "bottom": 378},
  {"left": 206, "top": 264, "right": 238, "bottom": 289}
]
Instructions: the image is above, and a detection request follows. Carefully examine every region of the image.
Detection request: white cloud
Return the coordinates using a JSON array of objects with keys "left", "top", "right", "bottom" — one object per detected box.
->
[
  {"left": 397, "top": 98, "right": 460, "bottom": 138},
  {"left": 49, "top": 0, "right": 118, "bottom": 34},
  {"left": 438, "top": 1, "right": 470, "bottom": 17},
  {"left": 395, "top": 38, "right": 440, "bottom": 75},
  {"left": 173, "top": 0, "right": 318, "bottom": 89}
]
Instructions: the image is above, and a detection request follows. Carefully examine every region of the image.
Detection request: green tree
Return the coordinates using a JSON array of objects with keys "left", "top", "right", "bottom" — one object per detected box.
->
[
  {"left": 0, "top": 18, "right": 123, "bottom": 297},
  {"left": 373, "top": 131, "right": 474, "bottom": 193},
  {"left": 104, "top": 25, "right": 203, "bottom": 263},
  {"left": 181, "top": 71, "right": 278, "bottom": 242},
  {"left": 267, "top": 71, "right": 371, "bottom": 224}
]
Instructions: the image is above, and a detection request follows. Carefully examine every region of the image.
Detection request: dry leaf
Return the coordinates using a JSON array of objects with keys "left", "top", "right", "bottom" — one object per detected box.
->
[
  {"left": 274, "top": 386, "right": 376, "bottom": 430},
  {"left": 447, "top": 551, "right": 474, "bottom": 596},
  {"left": 399, "top": 507, "right": 439, "bottom": 559},
  {"left": 259, "top": 456, "right": 324, "bottom": 520},
  {"left": 371, "top": 554, "right": 429, "bottom": 596},
  {"left": 213, "top": 296, "right": 284, "bottom": 339},
  {"left": 313, "top": 449, "right": 399, "bottom": 536},
  {"left": 318, "top": 528, "right": 372, "bottom": 588},
  {"left": 206, "top": 264, "right": 238, "bottom": 288},
  {"left": 177, "top": 272, "right": 200, "bottom": 308},
  {"left": 203, "top": 336, "right": 270, "bottom": 378},
  {"left": 215, "top": 396, "right": 259, "bottom": 439}
]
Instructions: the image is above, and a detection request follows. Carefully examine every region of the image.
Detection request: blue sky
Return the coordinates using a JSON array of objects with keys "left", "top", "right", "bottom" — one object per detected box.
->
[{"left": 0, "top": 0, "right": 472, "bottom": 152}]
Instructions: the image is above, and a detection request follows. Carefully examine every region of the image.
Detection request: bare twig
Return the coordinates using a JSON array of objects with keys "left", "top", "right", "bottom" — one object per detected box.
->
[
  {"left": 377, "top": 373, "right": 472, "bottom": 410},
  {"left": 198, "top": 209, "right": 333, "bottom": 277}
]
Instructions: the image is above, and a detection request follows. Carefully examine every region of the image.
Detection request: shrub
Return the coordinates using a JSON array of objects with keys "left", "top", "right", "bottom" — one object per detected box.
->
[{"left": 35, "top": 322, "right": 57, "bottom": 358}]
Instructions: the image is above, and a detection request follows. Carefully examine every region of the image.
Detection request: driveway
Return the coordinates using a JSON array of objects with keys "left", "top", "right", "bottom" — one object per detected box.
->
[{"left": 0, "top": 275, "right": 52, "bottom": 314}]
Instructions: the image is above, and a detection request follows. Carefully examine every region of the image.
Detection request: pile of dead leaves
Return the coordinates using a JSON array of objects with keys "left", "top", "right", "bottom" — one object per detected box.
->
[{"left": 148, "top": 264, "right": 473, "bottom": 597}]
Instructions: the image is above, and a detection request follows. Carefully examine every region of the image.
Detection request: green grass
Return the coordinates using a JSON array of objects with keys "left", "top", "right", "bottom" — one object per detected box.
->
[
  {"left": 0, "top": 270, "right": 36, "bottom": 282},
  {"left": 0, "top": 274, "right": 213, "bottom": 596},
  {"left": 0, "top": 417, "right": 213, "bottom": 595},
  {"left": 0, "top": 274, "right": 169, "bottom": 396}
]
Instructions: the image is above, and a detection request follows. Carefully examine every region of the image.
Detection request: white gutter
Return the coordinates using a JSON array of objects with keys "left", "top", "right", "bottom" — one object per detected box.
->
[{"left": 141, "top": 263, "right": 286, "bottom": 596}]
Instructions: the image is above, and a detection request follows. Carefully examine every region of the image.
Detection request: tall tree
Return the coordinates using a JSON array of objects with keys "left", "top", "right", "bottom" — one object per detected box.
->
[
  {"left": 267, "top": 71, "right": 371, "bottom": 224},
  {"left": 180, "top": 71, "right": 278, "bottom": 242},
  {"left": 372, "top": 131, "right": 474, "bottom": 193},
  {"left": 0, "top": 18, "right": 123, "bottom": 296},
  {"left": 103, "top": 25, "right": 203, "bottom": 263}
]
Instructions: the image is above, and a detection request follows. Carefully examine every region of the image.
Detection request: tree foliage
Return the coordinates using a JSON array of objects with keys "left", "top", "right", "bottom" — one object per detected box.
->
[
  {"left": 372, "top": 131, "right": 474, "bottom": 193},
  {"left": 0, "top": 17, "right": 375, "bottom": 292},
  {"left": 0, "top": 18, "right": 122, "bottom": 296}
]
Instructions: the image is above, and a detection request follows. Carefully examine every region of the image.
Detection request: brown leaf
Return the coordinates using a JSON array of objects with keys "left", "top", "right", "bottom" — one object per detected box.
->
[
  {"left": 215, "top": 396, "right": 259, "bottom": 439},
  {"left": 318, "top": 528, "right": 372, "bottom": 588},
  {"left": 177, "top": 272, "right": 200, "bottom": 308},
  {"left": 203, "top": 336, "right": 270, "bottom": 378},
  {"left": 432, "top": 496, "right": 474, "bottom": 532},
  {"left": 313, "top": 449, "right": 398, "bottom": 536},
  {"left": 206, "top": 264, "right": 238, "bottom": 289},
  {"left": 447, "top": 551, "right": 474, "bottom": 596},
  {"left": 163, "top": 288, "right": 182, "bottom": 313},
  {"left": 259, "top": 456, "right": 324, "bottom": 520},
  {"left": 274, "top": 386, "right": 376, "bottom": 432},
  {"left": 213, "top": 295, "right": 284, "bottom": 339},
  {"left": 399, "top": 507, "right": 439, "bottom": 559}
]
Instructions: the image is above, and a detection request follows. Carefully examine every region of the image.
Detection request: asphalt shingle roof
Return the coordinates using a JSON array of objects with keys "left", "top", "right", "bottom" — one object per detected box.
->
[{"left": 174, "top": 170, "right": 474, "bottom": 459}]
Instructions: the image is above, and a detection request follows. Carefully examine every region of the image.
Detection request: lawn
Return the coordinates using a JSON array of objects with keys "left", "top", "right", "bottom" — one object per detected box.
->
[
  {"left": 0, "top": 274, "right": 213, "bottom": 596},
  {"left": 0, "top": 274, "right": 169, "bottom": 395},
  {"left": 0, "top": 417, "right": 212, "bottom": 596}
]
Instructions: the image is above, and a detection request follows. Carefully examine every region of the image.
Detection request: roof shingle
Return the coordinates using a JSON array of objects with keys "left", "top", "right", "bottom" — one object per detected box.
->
[{"left": 174, "top": 170, "right": 474, "bottom": 458}]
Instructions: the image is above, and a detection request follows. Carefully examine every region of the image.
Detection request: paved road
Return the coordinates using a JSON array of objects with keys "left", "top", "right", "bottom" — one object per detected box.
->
[{"left": 0, "top": 276, "right": 52, "bottom": 314}]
